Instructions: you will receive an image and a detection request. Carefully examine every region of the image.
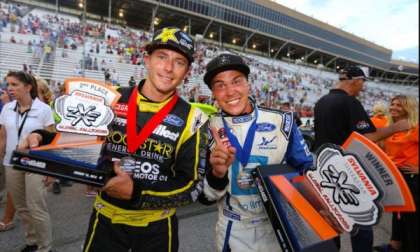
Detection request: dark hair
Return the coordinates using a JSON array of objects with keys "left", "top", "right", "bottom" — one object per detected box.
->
[{"left": 6, "top": 71, "right": 38, "bottom": 99}]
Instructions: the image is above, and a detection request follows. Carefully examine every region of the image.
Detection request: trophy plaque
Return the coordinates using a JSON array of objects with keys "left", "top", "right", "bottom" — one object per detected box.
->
[
  {"left": 11, "top": 78, "right": 121, "bottom": 186},
  {"left": 253, "top": 132, "right": 415, "bottom": 251}
]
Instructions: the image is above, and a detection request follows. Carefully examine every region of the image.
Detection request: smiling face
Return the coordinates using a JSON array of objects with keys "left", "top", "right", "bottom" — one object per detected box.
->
[
  {"left": 211, "top": 70, "right": 252, "bottom": 115},
  {"left": 143, "top": 48, "right": 190, "bottom": 100},
  {"left": 389, "top": 97, "right": 408, "bottom": 122}
]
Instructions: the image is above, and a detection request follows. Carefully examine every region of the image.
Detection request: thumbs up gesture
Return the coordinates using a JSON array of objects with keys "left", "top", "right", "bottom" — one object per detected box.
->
[
  {"left": 102, "top": 160, "right": 133, "bottom": 200},
  {"left": 209, "top": 127, "right": 236, "bottom": 178}
]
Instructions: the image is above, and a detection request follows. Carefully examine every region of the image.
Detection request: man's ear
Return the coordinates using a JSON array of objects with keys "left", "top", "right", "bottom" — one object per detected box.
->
[{"left": 143, "top": 54, "right": 150, "bottom": 69}]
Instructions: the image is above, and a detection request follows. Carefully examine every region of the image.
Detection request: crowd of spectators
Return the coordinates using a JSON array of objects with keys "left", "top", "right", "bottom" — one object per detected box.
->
[{"left": 0, "top": 2, "right": 417, "bottom": 123}]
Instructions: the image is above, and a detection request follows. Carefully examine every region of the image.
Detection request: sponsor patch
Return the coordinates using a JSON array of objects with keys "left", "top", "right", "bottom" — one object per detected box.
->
[
  {"left": 153, "top": 125, "right": 180, "bottom": 141},
  {"left": 113, "top": 117, "right": 127, "bottom": 126},
  {"left": 280, "top": 112, "right": 293, "bottom": 140},
  {"left": 232, "top": 115, "right": 253, "bottom": 124},
  {"left": 356, "top": 120, "right": 370, "bottom": 130},
  {"left": 256, "top": 123, "right": 276, "bottom": 132},
  {"left": 164, "top": 114, "right": 184, "bottom": 127},
  {"left": 257, "top": 136, "right": 278, "bottom": 150},
  {"left": 20, "top": 157, "right": 46, "bottom": 169},
  {"left": 180, "top": 32, "right": 192, "bottom": 42},
  {"left": 131, "top": 161, "right": 168, "bottom": 182},
  {"left": 114, "top": 103, "right": 128, "bottom": 117}
]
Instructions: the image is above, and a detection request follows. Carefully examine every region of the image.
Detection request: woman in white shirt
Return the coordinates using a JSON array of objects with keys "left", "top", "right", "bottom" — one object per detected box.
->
[{"left": 0, "top": 71, "right": 55, "bottom": 252}]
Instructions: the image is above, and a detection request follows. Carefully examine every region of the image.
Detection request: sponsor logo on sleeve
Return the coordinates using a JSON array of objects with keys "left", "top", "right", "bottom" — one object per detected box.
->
[
  {"left": 356, "top": 121, "right": 370, "bottom": 130},
  {"left": 280, "top": 112, "right": 293, "bottom": 139}
]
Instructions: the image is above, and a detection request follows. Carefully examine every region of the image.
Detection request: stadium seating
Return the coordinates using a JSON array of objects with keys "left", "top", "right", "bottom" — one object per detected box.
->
[{"left": 0, "top": 3, "right": 418, "bottom": 117}]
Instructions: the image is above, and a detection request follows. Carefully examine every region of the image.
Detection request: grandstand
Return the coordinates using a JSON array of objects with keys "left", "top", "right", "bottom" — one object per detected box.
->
[{"left": 0, "top": 0, "right": 418, "bottom": 115}]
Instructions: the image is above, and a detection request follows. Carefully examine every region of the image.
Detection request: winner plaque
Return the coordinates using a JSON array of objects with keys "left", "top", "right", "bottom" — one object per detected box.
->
[
  {"left": 11, "top": 78, "right": 121, "bottom": 186},
  {"left": 253, "top": 132, "right": 415, "bottom": 251}
]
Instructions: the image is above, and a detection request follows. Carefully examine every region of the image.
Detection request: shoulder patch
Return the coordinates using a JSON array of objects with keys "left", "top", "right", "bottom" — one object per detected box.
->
[
  {"left": 280, "top": 111, "right": 293, "bottom": 140},
  {"left": 190, "top": 107, "right": 209, "bottom": 134}
]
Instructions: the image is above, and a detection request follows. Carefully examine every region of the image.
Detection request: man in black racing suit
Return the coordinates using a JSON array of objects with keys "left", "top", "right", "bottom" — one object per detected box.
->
[{"left": 25, "top": 27, "right": 209, "bottom": 252}]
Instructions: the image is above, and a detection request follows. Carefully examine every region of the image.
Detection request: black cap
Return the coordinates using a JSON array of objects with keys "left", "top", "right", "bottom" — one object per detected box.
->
[
  {"left": 204, "top": 54, "right": 250, "bottom": 88},
  {"left": 339, "top": 66, "right": 368, "bottom": 81},
  {"left": 146, "top": 27, "right": 195, "bottom": 64}
]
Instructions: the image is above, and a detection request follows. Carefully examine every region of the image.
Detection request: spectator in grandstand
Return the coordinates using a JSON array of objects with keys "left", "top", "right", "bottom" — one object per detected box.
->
[
  {"left": 93, "top": 57, "right": 98, "bottom": 71},
  {"left": 104, "top": 69, "right": 111, "bottom": 85},
  {"left": 22, "top": 27, "right": 208, "bottom": 252},
  {"left": 100, "top": 59, "right": 107, "bottom": 71},
  {"left": 111, "top": 68, "right": 119, "bottom": 86},
  {"left": 313, "top": 66, "right": 412, "bottom": 252},
  {"left": 374, "top": 95, "right": 418, "bottom": 252},
  {"left": 201, "top": 54, "right": 313, "bottom": 252},
  {"left": 0, "top": 71, "right": 55, "bottom": 252},
  {"left": 128, "top": 76, "right": 136, "bottom": 87},
  {"left": 43, "top": 43, "right": 53, "bottom": 62},
  {"left": 370, "top": 102, "right": 388, "bottom": 129}
]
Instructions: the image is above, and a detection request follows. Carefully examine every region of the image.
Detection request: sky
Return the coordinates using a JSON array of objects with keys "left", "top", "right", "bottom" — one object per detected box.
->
[{"left": 272, "top": 0, "right": 419, "bottom": 63}]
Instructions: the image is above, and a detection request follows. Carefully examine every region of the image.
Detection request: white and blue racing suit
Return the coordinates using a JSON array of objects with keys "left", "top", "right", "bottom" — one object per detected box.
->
[{"left": 203, "top": 104, "right": 313, "bottom": 252}]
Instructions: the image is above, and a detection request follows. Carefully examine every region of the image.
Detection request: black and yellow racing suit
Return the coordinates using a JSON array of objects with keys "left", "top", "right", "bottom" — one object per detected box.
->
[{"left": 83, "top": 81, "right": 209, "bottom": 252}]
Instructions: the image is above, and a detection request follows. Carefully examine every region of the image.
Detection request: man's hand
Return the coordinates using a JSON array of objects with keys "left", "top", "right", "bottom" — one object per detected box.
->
[
  {"left": 102, "top": 161, "right": 133, "bottom": 200},
  {"left": 209, "top": 127, "right": 236, "bottom": 178},
  {"left": 17, "top": 133, "right": 43, "bottom": 150}
]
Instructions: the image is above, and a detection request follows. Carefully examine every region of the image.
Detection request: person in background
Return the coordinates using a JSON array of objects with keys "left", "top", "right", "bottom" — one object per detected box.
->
[
  {"left": 0, "top": 88, "right": 16, "bottom": 232},
  {"left": 374, "top": 95, "right": 418, "bottom": 252},
  {"left": 313, "top": 66, "right": 411, "bottom": 252},
  {"left": 0, "top": 71, "right": 55, "bottom": 252},
  {"left": 128, "top": 76, "right": 136, "bottom": 87},
  {"left": 36, "top": 78, "right": 72, "bottom": 194},
  {"left": 370, "top": 102, "right": 388, "bottom": 129}
]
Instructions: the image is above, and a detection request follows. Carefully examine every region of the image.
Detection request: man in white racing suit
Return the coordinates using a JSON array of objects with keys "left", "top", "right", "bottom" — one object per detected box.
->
[{"left": 201, "top": 54, "right": 313, "bottom": 252}]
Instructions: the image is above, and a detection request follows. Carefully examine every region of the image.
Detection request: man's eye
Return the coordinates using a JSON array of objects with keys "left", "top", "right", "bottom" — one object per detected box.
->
[{"left": 176, "top": 60, "right": 186, "bottom": 67}]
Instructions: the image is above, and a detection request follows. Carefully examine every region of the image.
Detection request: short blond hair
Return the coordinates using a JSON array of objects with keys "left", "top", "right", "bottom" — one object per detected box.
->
[{"left": 372, "top": 102, "right": 386, "bottom": 116}]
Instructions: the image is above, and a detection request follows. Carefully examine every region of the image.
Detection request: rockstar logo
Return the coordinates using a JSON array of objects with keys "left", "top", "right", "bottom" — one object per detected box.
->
[
  {"left": 154, "top": 143, "right": 164, "bottom": 153},
  {"left": 155, "top": 28, "right": 179, "bottom": 44}
]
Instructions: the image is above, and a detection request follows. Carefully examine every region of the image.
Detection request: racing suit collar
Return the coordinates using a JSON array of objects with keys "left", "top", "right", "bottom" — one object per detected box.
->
[{"left": 137, "top": 79, "right": 177, "bottom": 113}]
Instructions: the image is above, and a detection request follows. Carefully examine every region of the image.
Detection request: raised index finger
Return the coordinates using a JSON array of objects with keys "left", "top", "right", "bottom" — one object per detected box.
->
[{"left": 210, "top": 127, "right": 224, "bottom": 146}]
